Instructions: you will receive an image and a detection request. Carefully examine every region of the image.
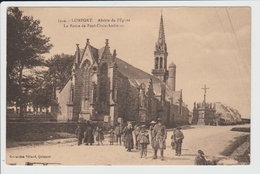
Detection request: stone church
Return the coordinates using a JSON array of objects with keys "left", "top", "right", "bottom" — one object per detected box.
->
[{"left": 55, "top": 14, "right": 190, "bottom": 127}]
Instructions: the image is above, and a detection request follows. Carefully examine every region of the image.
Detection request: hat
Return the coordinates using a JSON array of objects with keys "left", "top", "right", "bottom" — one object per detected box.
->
[
  {"left": 150, "top": 121, "right": 156, "bottom": 124},
  {"left": 176, "top": 126, "right": 182, "bottom": 130},
  {"left": 141, "top": 125, "right": 146, "bottom": 128},
  {"left": 157, "top": 118, "right": 162, "bottom": 122},
  {"left": 198, "top": 150, "right": 204, "bottom": 155}
]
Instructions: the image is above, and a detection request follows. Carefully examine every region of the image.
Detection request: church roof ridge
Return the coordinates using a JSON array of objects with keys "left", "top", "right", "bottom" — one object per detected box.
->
[
  {"left": 115, "top": 57, "right": 160, "bottom": 82},
  {"left": 114, "top": 57, "right": 187, "bottom": 107}
]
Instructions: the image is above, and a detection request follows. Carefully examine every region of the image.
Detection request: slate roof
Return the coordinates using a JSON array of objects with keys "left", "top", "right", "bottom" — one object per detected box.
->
[{"left": 115, "top": 57, "right": 183, "bottom": 104}]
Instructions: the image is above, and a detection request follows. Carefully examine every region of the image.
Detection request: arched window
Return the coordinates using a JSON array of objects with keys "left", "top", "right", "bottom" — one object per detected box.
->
[
  {"left": 155, "top": 57, "right": 159, "bottom": 69},
  {"left": 81, "top": 59, "right": 91, "bottom": 110},
  {"left": 82, "top": 59, "right": 91, "bottom": 70},
  {"left": 160, "top": 57, "right": 163, "bottom": 69}
]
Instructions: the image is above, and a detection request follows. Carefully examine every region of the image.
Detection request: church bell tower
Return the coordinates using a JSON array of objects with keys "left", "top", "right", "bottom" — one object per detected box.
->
[{"left": 152, "top": 13, "right": 168, "bottom": 83}]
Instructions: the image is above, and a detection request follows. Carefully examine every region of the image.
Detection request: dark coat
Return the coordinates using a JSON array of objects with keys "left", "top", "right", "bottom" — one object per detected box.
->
[
  {"left": 109, "top": 130, "right": 115, "bottom": 142},
  {"left": 75, "top": 127, "right": 84, "bottom": 140},
  {"left": 84, "top": 126, "right": 94, "bottom": 143},
  {"left": 124, "top": 126, "right": 134, "bottom": 149},
  {"left": 174, "top": 130, "right": 184, "bottom": 143},
  {"left": 114, "top": 125, "right": 123, "bottom": 136},
  {"left": 195, "top": 154, "right": 207, "bottom": 165}
]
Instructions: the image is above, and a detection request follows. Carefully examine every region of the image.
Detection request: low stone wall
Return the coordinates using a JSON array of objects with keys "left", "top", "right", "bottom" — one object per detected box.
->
[{"left": 6, "top": 122, "right": 86, "bottom": 140}]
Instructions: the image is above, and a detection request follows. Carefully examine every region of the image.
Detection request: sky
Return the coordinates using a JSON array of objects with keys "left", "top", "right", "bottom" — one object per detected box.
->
[{"left": 19, "top": 7, "right": 251, "bottom": 118}]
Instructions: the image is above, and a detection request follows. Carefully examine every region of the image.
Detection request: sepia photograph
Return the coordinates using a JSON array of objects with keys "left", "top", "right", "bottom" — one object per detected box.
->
[{"left": 3, "top": 5, "right": 252, "bottom": 168}]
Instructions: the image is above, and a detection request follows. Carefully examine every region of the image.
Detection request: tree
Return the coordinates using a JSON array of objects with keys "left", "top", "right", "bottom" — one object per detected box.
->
[
  {"left": 26, "top": 54, "right": 74, "bottom": 115},
  {"left": 22, "top": 71, "right": 53, "bottom": 115},
  {"left": 7, "top": 7, "right": 53, "bottom": 120},
  {"left": 45, "top": 54, "right": 74, "bottom": 90}
]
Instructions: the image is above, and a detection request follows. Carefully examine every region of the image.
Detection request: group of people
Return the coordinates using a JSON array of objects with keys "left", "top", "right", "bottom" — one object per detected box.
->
[
  {"left": 121, "top": 117, "right": 183, "bottom": 161},
  {"left": 75, "top": 119, "right": 211, "bottom": 164},
  {"left": 75, "top": 123, "right": 104, "bottom": 146}
]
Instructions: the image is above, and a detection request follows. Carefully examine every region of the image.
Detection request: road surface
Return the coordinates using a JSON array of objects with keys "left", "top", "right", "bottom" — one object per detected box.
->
[{"left": 5, "top": 124, "right": 250, "bottom": 165}]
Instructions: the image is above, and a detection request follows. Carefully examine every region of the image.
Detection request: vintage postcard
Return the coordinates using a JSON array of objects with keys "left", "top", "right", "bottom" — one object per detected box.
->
[{"left": 2, "top": 3, "right": 254, "bottom": 171}]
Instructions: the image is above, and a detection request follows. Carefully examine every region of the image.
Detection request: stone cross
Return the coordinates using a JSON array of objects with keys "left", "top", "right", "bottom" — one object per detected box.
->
[{"left": 201, "top": 84, "right": 209, "bottom": 105}]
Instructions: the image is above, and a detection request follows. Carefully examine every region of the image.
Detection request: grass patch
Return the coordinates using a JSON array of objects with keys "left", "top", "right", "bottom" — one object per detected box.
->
[
  {"left": 11, "top": 132, "right": 76, "bottom": 141},
  {"left": 220, "top": 135, "right": 249, "bottom": 156},
  {"left": 6, "top": 140, "right": 45, "bottom": 148},
  {"left": 231, "top": 127, "right": 250, "bottom": 132},
  {"left": 6, "top": 132, "right": 77, "bottom": 148}
]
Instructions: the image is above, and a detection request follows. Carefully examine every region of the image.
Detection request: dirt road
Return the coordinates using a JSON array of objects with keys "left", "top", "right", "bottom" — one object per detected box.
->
[{"left": 5, "top": 124, "right": 250, "bottom": 165}]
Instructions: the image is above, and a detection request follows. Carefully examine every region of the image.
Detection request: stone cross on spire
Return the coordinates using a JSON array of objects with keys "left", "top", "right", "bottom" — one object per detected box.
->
[{"left": 201, "top": 84, "right": 209, "bottom": 104}]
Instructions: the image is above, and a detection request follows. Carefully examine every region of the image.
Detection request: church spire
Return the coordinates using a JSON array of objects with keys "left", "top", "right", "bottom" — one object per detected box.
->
[
  {"left": 152, "top": 11, "right": 169, "bottom": 83},
  {"left": 155, "top": 12, "right": 167, "bottom": 52},
  {"left": 158, "top": 13, "right": 165, "bottom": 44}
]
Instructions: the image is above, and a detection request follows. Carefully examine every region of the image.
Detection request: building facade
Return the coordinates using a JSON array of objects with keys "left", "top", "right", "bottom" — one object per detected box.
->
[
  {"left": 55, "top": 14, "right": 189, "bottom": 127},
  {"left": 192, "top": 101, "right": 243, "bottom": 125}
]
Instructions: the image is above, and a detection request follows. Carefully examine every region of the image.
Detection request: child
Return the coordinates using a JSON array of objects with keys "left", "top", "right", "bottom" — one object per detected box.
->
[
  {"left": 109, "top": 128, "right": 115, "bottom": 145},
  {"left": 138, "top": 125, "right": 150, "bottom": 158},
  {"left": 171, "top": 128, "right": 176, "bottom": 150},
  {"left": 174, "top": 127, "right": 184, "bottom": 156},
  {"left": 75, "top": 125, "right": 83, "bottom": 146}
]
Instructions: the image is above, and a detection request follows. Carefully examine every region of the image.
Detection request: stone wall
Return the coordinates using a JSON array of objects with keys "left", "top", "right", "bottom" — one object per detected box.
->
[
  {"left": 6, "top": 122, "right": 86, "bottom": 140},
  {"left": 56, "top": 79, "right": 71, "bottom": 121},
  {"left": 115, "top": 70, "right": 139, "bottom": 122}
]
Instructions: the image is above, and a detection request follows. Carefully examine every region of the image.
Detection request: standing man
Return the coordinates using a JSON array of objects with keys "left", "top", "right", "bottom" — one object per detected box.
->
[
  {"left": 75, "top": 124, "right": 84, "bottom": 146},
  {"left": 152, "top": 118, "right": 167, "bottom": 160},
  {"left": 174, "top": 126, "right": 184, "bottom": 156},
  {"left": 114, "top": 122, "right": 123, "bottom": 145}
]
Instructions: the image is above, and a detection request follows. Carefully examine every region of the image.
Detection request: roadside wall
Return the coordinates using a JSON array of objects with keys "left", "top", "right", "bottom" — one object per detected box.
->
[{"left": 6, "top": 122, "right": 87, "bottom": 140}]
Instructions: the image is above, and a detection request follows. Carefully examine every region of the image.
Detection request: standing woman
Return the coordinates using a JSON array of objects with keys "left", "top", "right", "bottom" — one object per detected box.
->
[
  {"left": 123, "top": 121, "right": 134, "bottom": 152},
  {"left": 96, "top": 124, "right": 104, "bottom": 146},
  {"left": 84, "top": 123, "right": 94, "bottom": 145}
]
